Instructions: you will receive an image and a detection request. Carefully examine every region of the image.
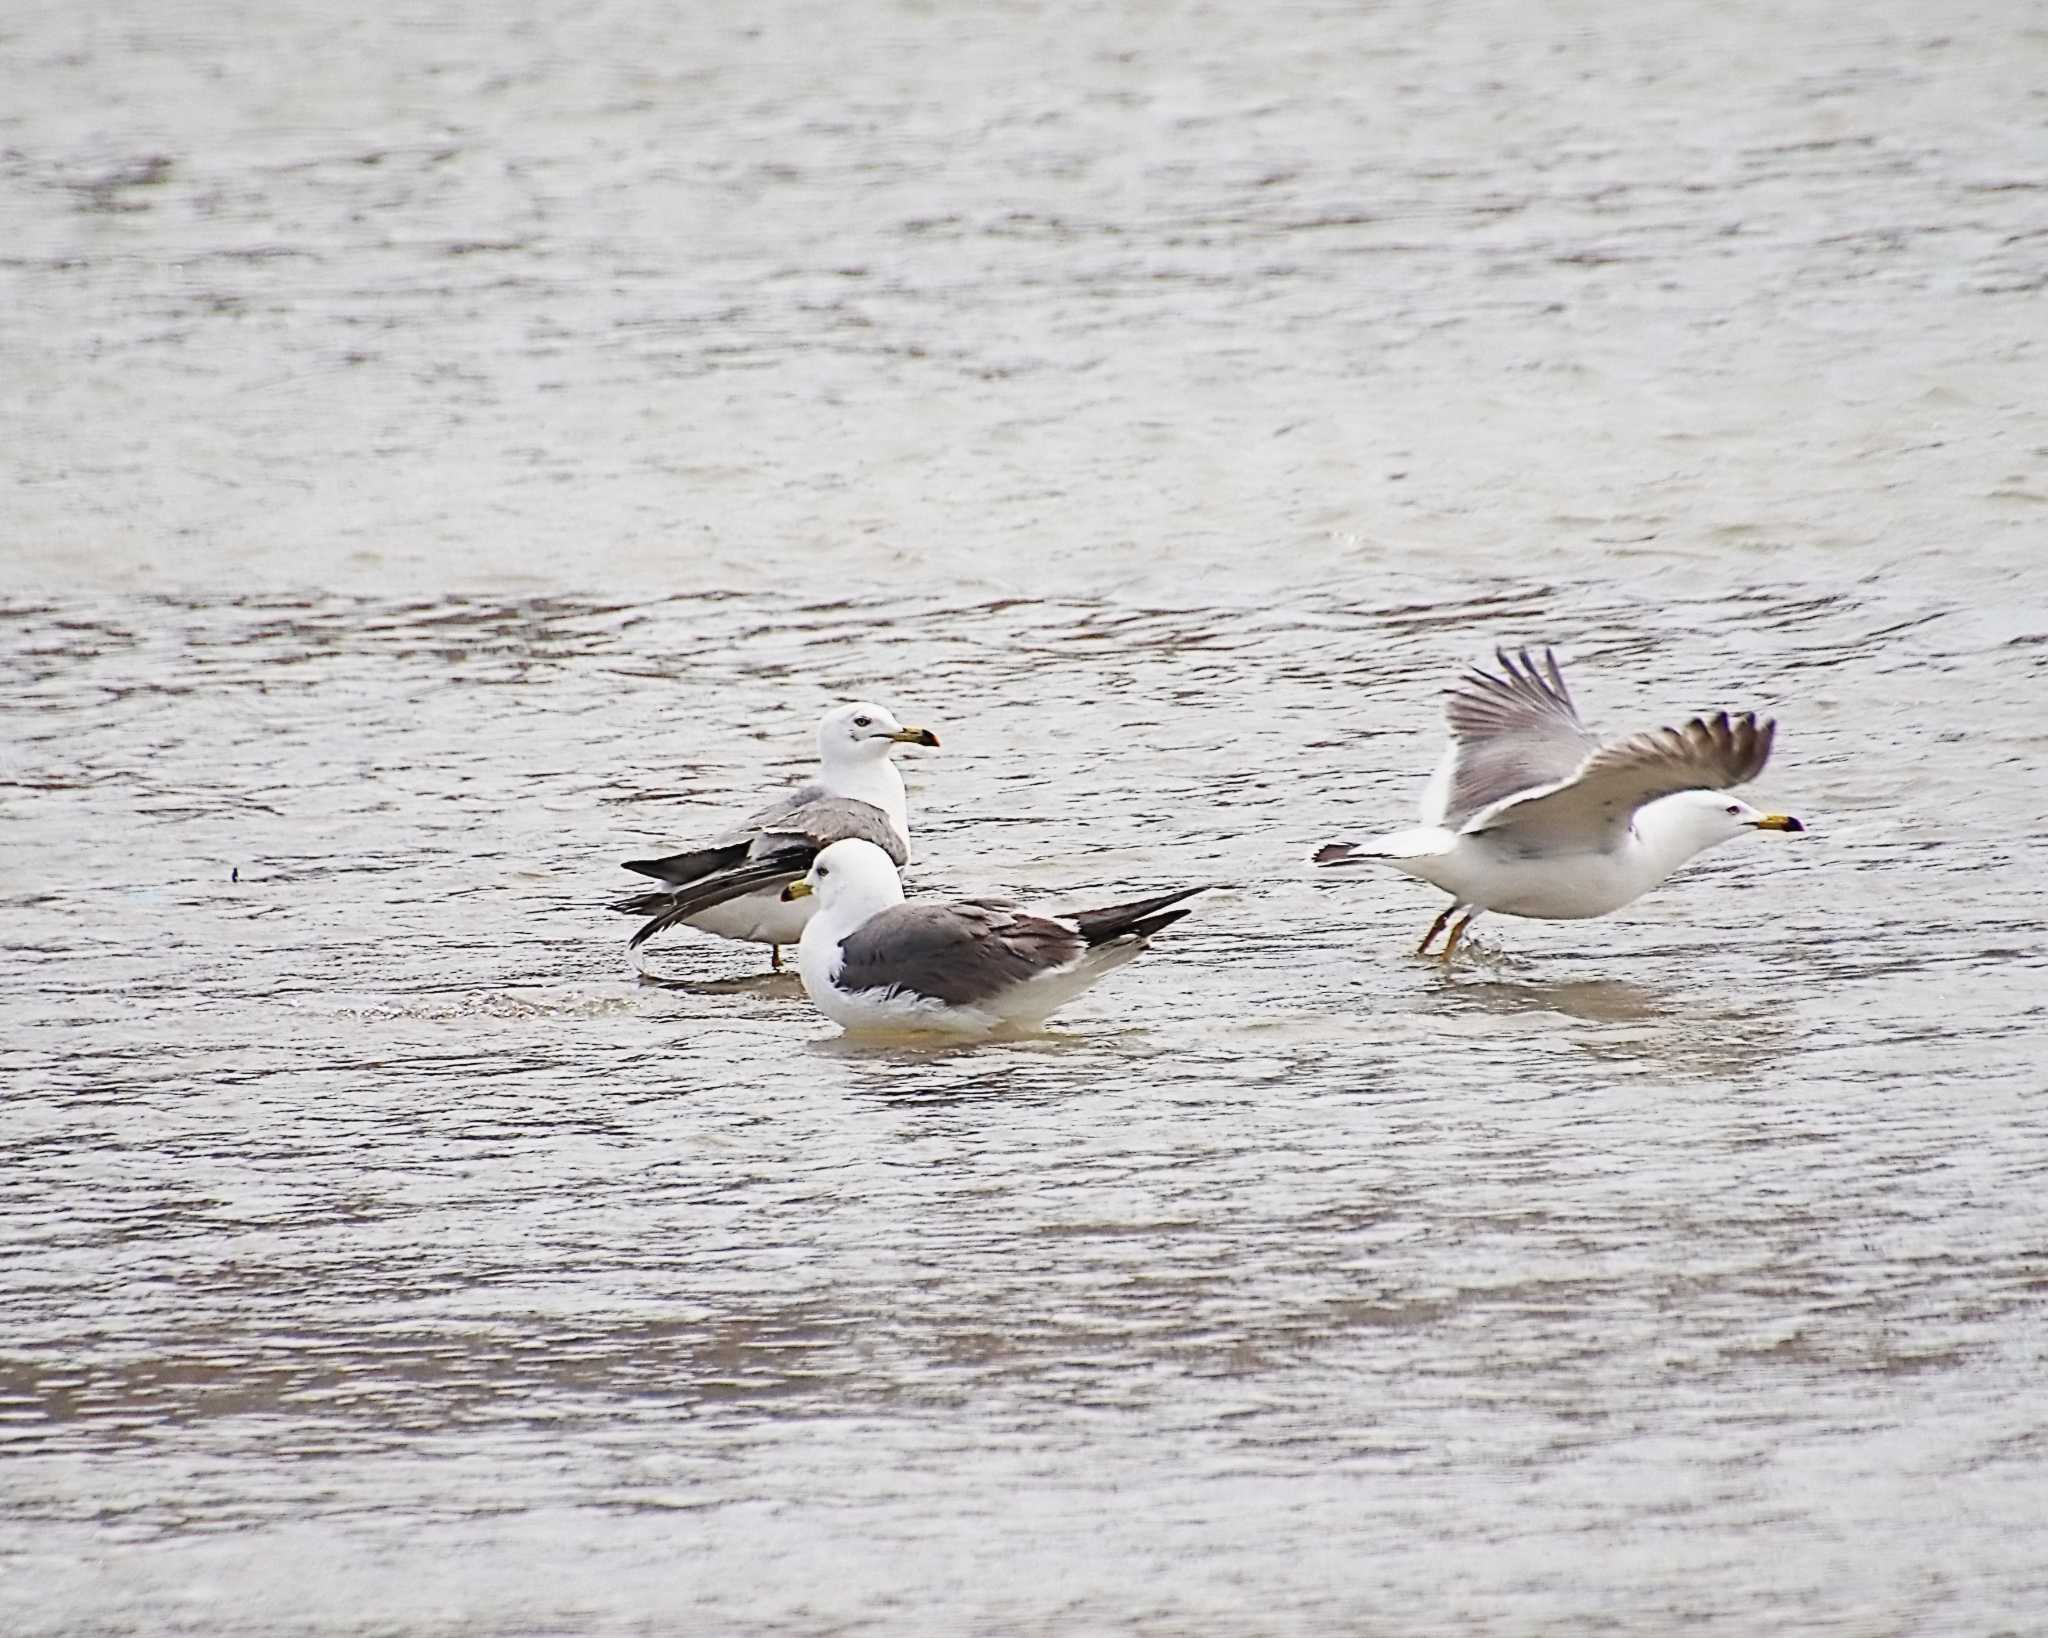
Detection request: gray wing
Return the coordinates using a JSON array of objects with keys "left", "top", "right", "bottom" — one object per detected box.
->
[
  {"left": 616, "top": 796, "right": 907, "bottom": 950},
  {"left": 622, "top": 779, "right": 833, "bottom": 889},
  {"left": 754, "top": 797, "right": 908, "bottom": 867},
  {"left": 1425, "top": 648, "right": 1603, "bottom": 830},
  {"left": 834, "top": 901, "right": 1085, "bottom": 1007},
  {"left": 1465, "top": 711, "right": 1777, "bottom": 845},
  {"left": 736, "top": 779, "right": 829, "bottom": 834}
]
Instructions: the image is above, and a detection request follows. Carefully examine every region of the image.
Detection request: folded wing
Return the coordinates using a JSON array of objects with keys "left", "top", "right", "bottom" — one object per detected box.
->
[
  {"left": 834, "top": 901, "right": 1084, "bottom": 1006},
  {"left": 835, "top": 885, "right": 1210, "bottom": 1007},
  {"left": 620, "top": 781, "right": 829, "bottom": 888},
  {"left": 616, "top": 797, "right": 909, "bottom": 950}
]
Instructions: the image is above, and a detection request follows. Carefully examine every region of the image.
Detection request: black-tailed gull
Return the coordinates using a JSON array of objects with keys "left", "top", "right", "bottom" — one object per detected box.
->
[
  {"left": 613, "top": 702, "right": 939, "bottom": 968},
  {"left": 780, "top": 838, "right": 1209, "bottom": 1036},
  {"left": 1314, "top": 648, "right": 1803, "bottom": 961}
]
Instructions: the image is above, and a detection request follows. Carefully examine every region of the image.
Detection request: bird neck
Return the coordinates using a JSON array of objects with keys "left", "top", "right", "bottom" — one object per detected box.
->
[
  {"left": 822, "top": 875, "right": 906, "bottom": 937},
  {"left": 823, "top": 756, "right": 909, "bottom": 841},
  {"left": 1629, "top": 796, "right": 1732, "bottom": 888}
]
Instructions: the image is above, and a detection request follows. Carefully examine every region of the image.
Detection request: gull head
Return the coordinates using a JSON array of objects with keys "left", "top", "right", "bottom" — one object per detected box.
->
[
  {"left": 1659, "top": 789, "right": 1806, "bottom": 851},
  {"left": 780, "top": 837, "right": 907, "bottom": 920},
  {"left": 817, "top": 701, "right": 940, "bottom": 767}
]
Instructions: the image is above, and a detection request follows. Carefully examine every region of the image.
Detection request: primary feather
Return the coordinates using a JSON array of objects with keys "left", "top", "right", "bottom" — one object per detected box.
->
[
  {"left": 1425, "top": 647, "right": 1602, "bottom": 829},
  {"left": 1465, "top": 709, "right": 1777, "bottom": 845},
  {"left": 619, "top": 797, "right": 907, "bottom": 951}
]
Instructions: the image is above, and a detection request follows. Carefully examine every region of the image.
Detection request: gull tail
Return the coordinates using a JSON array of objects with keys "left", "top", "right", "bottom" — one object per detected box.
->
[
  {"left": 1314, "top": 828, "right": 1458, "bottom": 867},
  {"left": 1069, "top": 884, "right": 1213, "bottom": 946}
]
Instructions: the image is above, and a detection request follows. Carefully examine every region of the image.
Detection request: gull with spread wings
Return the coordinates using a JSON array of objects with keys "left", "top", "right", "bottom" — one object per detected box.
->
[
  {"left": 781, "top": 839, "right": 1210, "bottom": 1037},
  {"left": 1315, "top": 649, "right": 1804, "bottom": 962},
  {"left": 612, "top": 701, "right": 939, "bottom": 970}
]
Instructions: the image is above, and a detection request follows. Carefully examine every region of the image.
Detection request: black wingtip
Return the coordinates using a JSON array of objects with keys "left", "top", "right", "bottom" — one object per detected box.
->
[
  {"left": 1070, "top": 883, "right": 1215, "bottom": 946},
  {"left": 616, "top": 853, "right": 816, "bottom": 951},
  {"left": 1123, "top": 906, "right": 1196, "bottom": 941},
  {"left": 623, "top": 838, "right": 753, "bottom": 886}
]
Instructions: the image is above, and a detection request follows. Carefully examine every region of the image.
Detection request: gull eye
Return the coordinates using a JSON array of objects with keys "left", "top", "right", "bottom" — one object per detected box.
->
[
  {"left": 817, "top": 865, "right": 829, "bottom": 877},
  {"left": 1725, "top": 804, "right": 1741, "bottom": 816},
  {"left": 853, "top": 715, "right": 872, "bottom": 728}
]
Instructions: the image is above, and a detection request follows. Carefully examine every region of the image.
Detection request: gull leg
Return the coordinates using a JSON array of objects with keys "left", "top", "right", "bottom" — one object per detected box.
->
[
  {"left": 1439, "top": 912, "right": 1477, "bottom": 965},
  {"left": 770, "top": 944, "right": 784, "bottom": 972},
  {"left": 1415, "top": 904, "right": 1456, "bottom": 956}
]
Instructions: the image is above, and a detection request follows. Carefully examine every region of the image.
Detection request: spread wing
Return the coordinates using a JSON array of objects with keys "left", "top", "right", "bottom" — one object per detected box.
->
[
  {"left": 1424, "top": 648, "right": 1603, "bottom": 829},
  {"left": 1464, "top": 711, "right": 1777, "bottom": 846},
  {"left": 834, "top": 901, "right": 1084, "bottom": 1007},
  {"left": 615, "top": 797, "right": 908, "bottom": 950}
]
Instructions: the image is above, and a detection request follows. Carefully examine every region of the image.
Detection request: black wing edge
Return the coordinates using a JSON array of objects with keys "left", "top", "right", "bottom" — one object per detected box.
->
[
  {"left": 622, "top": 851, "right": 816, "bottom": 951},
  {"left": 621, "top": 839, "right": 753, "bottom": 886},
  {"left": 1068, "top": 884, "right": 1216, "bottom": 946}
]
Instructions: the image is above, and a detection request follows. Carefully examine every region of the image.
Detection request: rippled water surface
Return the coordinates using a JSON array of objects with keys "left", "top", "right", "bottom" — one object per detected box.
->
[{"left": 5, "top": 1, "right": 2047, "bottom": 1633}]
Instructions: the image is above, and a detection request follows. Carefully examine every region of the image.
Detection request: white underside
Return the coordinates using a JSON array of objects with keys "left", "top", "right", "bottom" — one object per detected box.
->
[
  {"left": 801, "top": 940, "right": 1147, "bottom": 1038},
  {"left": 682, "top": 885, "right": 812, "bottom": 946},
  {"left": 1361, "top": 803, "right": 1729, "bottom": 920},
  {"left": 1384, "top": 836, "right": 1663, "bottom": 919}
]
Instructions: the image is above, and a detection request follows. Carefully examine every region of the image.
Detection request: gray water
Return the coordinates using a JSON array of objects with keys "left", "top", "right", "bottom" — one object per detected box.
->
[{"left": 5, "top": 2, "right": 2047, "bottom": 1634}]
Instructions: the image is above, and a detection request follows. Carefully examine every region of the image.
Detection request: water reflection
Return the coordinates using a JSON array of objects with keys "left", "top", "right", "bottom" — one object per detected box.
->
[
  {"left": 809, "top": 1029, "right": 1123, "bottom": 1108},
  {"left": 635, "top": 970, "right": 806, "bottom": 999},
  {"left": 1433, "top": 963, "right": 1799, "bottom": 1082},
  {"left": 1442, "top": 971, "right": 1672, "bottom": 1025}
]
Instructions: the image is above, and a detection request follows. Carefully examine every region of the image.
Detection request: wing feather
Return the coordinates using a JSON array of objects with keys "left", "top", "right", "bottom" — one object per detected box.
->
[
  {"left": 1429, "top": 647, "right": 1602, "bottom": 828},
  {"left": 621, "top": 781, "right": 830, "bottom": 886},
  {"left": 833, "top": 885, "right": 1211, "bottom": 1006},
  {"left": 617, "top": 797, "right": 907, "bottom": 949},
  {"left": 624, "top": 854, "right": 811, "bottom": 950},
  {"left": 1065, "top": 884, "right": 1210, "bottom": 945},
  {"left": 753, "top": 797, "right": 909, "bottom": 866},
  {"left": 1466, "top": 711, "right": 1777, "bottom": 844},
  {"left": 834, "top": 902, "right": 1085, "bottom": 1006}
]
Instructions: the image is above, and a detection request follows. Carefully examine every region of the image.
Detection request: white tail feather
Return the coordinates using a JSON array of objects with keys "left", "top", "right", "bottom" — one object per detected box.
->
[{"left": 1315, "top": 827, "right": 1460, "bottom": 867}]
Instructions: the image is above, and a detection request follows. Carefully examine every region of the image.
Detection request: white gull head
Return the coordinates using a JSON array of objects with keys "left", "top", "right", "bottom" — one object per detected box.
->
[
  {"left": 812, "top": 702, "right": 939, "bottom": 842},
  {"left": 790, "top": 837, "right": 908, "bottom": 929},
  {"left": 1635, "top": 789, "right": 1805, "bottom": 874}
]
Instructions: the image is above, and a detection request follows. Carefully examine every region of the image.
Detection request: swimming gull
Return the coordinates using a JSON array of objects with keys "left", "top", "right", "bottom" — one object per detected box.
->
[
  {"left": 1314, "top": 648, "right": 1804, "bottom": 961},
  {"left": 780, "top": 838, "right": 1210, "bottom": 1036},
  {"left": 613, "top": 701, "right": 939, "bottom": 968}
]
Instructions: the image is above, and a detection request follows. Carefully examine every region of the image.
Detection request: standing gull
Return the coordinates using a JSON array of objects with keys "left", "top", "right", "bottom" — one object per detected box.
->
[
  {"left": 613, "top": 701, "right": 939, "bottom": 968},
  {"left": 1314, "top": 648, "right": 1804, "bottom": 961},
  {"left": 780, "top": 839, "right": 1210, "bottom": 1037}
]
